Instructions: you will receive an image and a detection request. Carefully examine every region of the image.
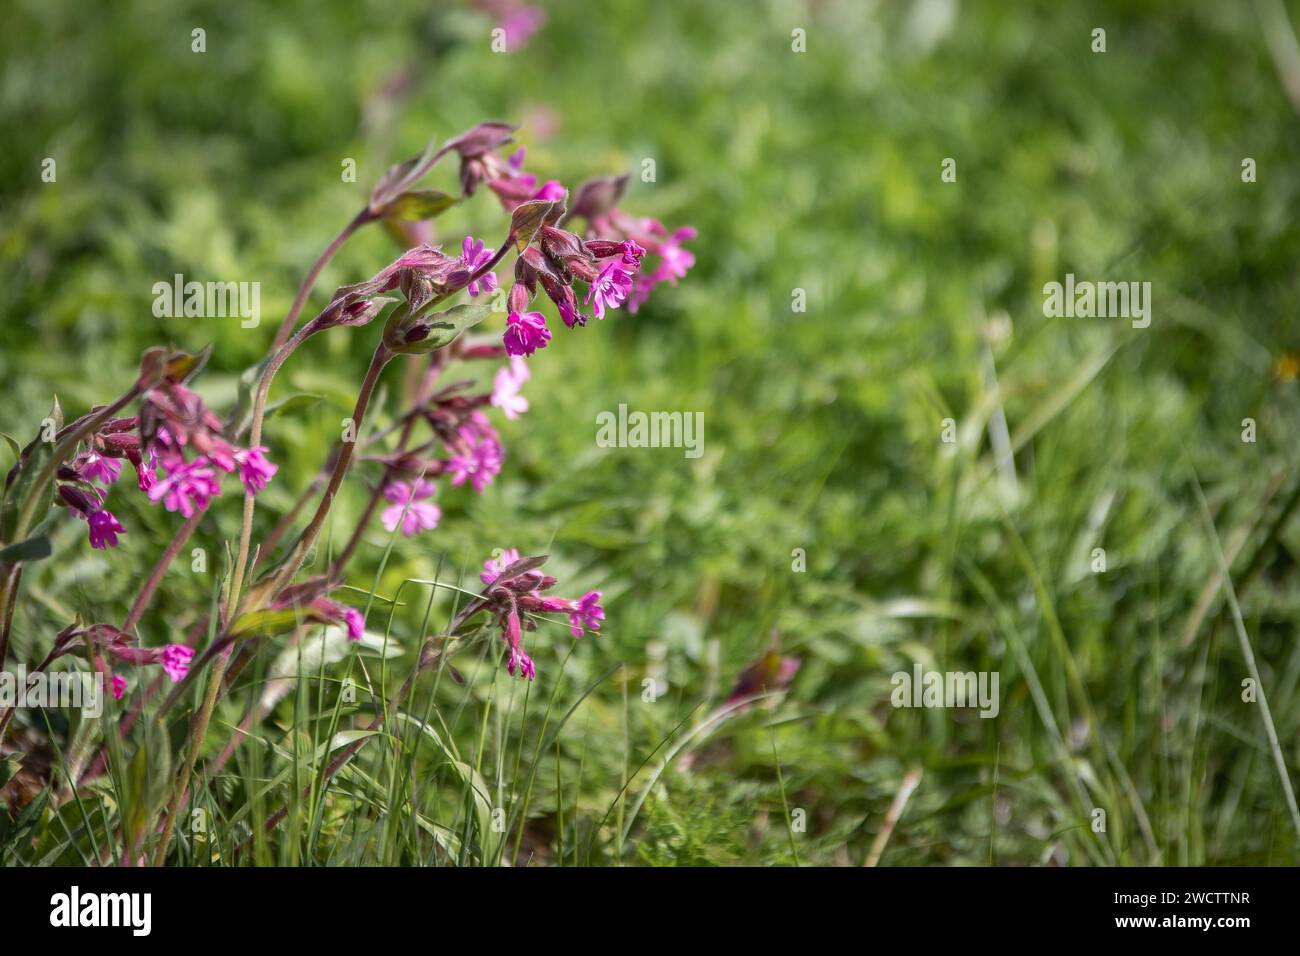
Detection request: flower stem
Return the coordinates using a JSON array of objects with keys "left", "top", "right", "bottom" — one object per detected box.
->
[
  {"left": 271, "top": 209, "right": 372, "bottom": 351},
  {"left": 152, "top": 644, "right": 232, "bottom": 866},
  {"left": 263, "top": 343, "right": 394, "bottom": 598}
]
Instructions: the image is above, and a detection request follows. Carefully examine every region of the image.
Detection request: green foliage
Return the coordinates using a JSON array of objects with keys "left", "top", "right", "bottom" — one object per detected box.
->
[{"left": 2, "top": 0, "right": 1299, "bottom": 865}]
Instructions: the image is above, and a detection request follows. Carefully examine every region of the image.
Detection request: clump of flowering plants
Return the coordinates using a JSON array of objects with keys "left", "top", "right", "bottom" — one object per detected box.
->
[{"left": 0, "top": 120, "right": 692, "bottom": 864}]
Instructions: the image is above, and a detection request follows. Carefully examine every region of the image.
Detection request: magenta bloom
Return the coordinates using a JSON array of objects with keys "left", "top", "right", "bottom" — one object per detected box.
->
[
  {"left": 149, "top": 457, "right": 221, "bottom": 517},
  {"left": 128, "top": 446, "right": 157, "bottom": 492},
  {"left": 569, "top": 591, "right": 605, "bottom": 638},
  {"left": 344, "top": 607, "right": 365, "bottom": 641},
  {"left": 76, "top": 452, "right": 122, "bottom": 485},
  {"left": 481, "top": 547, "right": 523, "bottom": 585},
  {"left": 87, "top": 509, "right": 126, "bottom": 550},
  {"left": 447, "top": 427, "right": 503, "bottom": 494},
  {"left": 380, "top": 479, "right": 441, "bottom": 536},
  {"left": 585, "top": 262, "right": 633, "bottom": 320},
  {"left": 490, "top": 365, "right": 529, "bottom": 420},
  {"left": 500, "top": 5, "right": 546, "bottom": 49},
  {"left": 111, "top": 674, "right": 127, "bottom": 700},
  {"left": 161, "top": 644, "right": 195, "bottom": 683},
  {"left": 460, "top": 236, "right": 499, "bottom": 297},
  {"left": 507, "top": 647, "right": 536, "bottom": 681},
  {"left": 236, "top": 446, "right": 277, "bottom": 496},
  {"left": 503, "top": 310, "right": 551, "bottom": 356},
  {"left": 532, "top": 180, "right": 567, "bottom": 203}
]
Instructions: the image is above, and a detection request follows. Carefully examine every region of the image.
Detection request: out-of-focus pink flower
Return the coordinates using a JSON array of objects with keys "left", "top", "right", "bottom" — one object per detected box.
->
[
  {"left": 149, "top": 457, "right": 221, "bottom": 517},
  {"left": 76, "top": 452, "right": 122, "bottom": 485},
  {"left": 500, "top": 4, "right": 545, "bottom": 49},
  {"left": 236, "top": 446, "right": 277, "bottom": 496},
  {"left": 532, "top": 180, "right": 566, "bottom": 202},
  {"left": 380, "top": 479, "right": 441, "bottom": 536},
  {"left": 344, "top": 608, "right": 365, "bottom": 641},
  {"left": 87, "top": 509, "right": 126, "bottom": 550},
  {"left": 161, "top": 644, "right": 195, "bottom": 683},
  {"left": 111, "top": 674, "right": 127, "bottom": 700},
  {"left": 481, "top": 548, "right": 523, "bottom": 585},
  {"left": 568, "top": 591, "right": 605, "bottom": 638},
  {"left": 491, "top": 365, "right": 529, "bottom": 420},
  {"left": 447, "top": 425, "right": 503, "bottom": 493},
  {"left": 503, "top": 310, "right": 551, "bottom": 356}
]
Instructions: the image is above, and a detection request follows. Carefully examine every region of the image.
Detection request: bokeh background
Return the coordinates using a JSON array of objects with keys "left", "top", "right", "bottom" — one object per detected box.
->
[{"left": 3, "top": 0, "right": 1300, "bottom": 865}]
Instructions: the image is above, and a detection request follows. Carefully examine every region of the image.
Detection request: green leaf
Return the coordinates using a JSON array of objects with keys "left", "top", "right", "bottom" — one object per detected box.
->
[
  {"left": 227, "top": 608, "right": 305, "bottom": 639},
  {"left": 0, "top": 534, "right": 52, "bottom": 564},
  {"left": 0, "top": 753, "right": 24, "bottom": 789},
  {"left": 381, "top": 189, "right": 458, "bottom": 221},
  {"left": 397, "top": 300, "right": 494, "bottom": 354},
  {"left": 264, "top": 392, "right": 325, "bottom": 420}
]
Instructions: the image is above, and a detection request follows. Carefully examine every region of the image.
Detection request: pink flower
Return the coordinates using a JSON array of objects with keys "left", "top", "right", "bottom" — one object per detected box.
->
[
  {"left": 380, "top": 479, "right": 441, "bottom": 536},
  {"left": 128, "top": 447, "right": 157, "bottom": 492},
  {"left": 481, "top": 548, "right": 522, "bottom": 585},
  {"left": 499, "top": 5, "right": 545, "bottom": 49},
  {"left": 459, "top": 236, "right": 499, "bottom": 297},
  {"left": 149, "top": 457, "right": 221, "bottom": 517},
  {"left": 111, "top": 675, "right": 127, "bottom": 700},
  {"left": 87, "top": 509, "right": 126, "bottom": 550},
  {"left": 657, "top": 238, "right": 696, "bottom": 284},
  {"left": 447, "top": 426, "right": 503, "bottom": 494},
  {"left": 503, "top": 310, "right": 551, "bottom": 356},
  {"left": 585, "top": 261, "right": 633, "bottom": 320},
  {"left": 569, "top": 591, "right": 605, "bottom": 638},
  {"left": 344, "top": 608, "right": 365, "bottom": 641},
  {"left": 236, "top": 446, "right": 277, "bottom": 496},
  {"left": 507, "top": 646, "right": 536, "bottom": 681},
  {"left": 161, "top": 644, "right": 195, "bottom": 683},
  {"left": 532, "top": 180, "right": 567, "bottom": 203},
  {"left": 76, "top": 452, "right": 121, "bottom": 485},
  {"left": 491, "top": 366, "right": 529, "bottom": 420}
]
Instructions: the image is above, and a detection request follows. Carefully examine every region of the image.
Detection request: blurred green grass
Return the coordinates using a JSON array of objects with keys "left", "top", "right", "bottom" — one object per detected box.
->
[{"left": 3, "top": 0, "right": 1300, "bottom": 865}]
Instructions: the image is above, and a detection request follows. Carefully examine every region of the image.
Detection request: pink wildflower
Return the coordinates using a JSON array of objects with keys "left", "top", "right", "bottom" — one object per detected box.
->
[
  {"left": 236, "top": 446, "right": 277, "bottom": 495},
  {"left": 585, "top": 261, "right": 634, "bottom": 320},
  {"left": 380, "top": 479, "right": 441, "bottom": 536},
  {"left": 491, "top": 365, "right": 529, "bottom": 420},
  {"left": 75, "top": 452, "right": 122, "bottom": 485},
  {"left": 344, "top": 607, "right": 365, "bottom": 641},
  {"left": 111, "top": 675, "right": 127, "bottom": 700},
  {"left": 87, "top": 509, "right": 126, "bottom": 550},
  {"left": 148, "top": 457, "right": 221, "bottom": 517},
  {"left": 568, "top": 591, "right": 605, "bottom": 638},
  {"left": 503, "top": 310, "right": 551, "bottom": 357},
  {"left": 161, "top": 644, "right": 195, "bottom": 683}
]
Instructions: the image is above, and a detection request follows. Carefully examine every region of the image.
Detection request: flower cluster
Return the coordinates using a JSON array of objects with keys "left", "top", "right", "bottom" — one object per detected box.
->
[
  {"left": 45, "top": 624, "right": 198, "bottom": 701},
  {"left": 569, "top": 174, "right": 696, "bottom": 313},
  {"left": 52, "top": 385, "right": 278, "bottom": 552},
  {"left": 476, "top": 549, "right": 603, "bottom": 681}
]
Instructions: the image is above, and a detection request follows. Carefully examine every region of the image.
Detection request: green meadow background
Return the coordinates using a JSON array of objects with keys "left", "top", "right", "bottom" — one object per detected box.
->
[{"left": 2, "top": 0, "right": 1300, "bottom": 865}]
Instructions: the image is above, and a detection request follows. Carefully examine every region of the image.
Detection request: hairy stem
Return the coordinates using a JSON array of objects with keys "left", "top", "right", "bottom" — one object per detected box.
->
[
  {"left": 271, "top": 210, "right": 372, "bottom": 351},
  {"left": 264, "top": 344, "right": 394, "bottom": 598}
]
